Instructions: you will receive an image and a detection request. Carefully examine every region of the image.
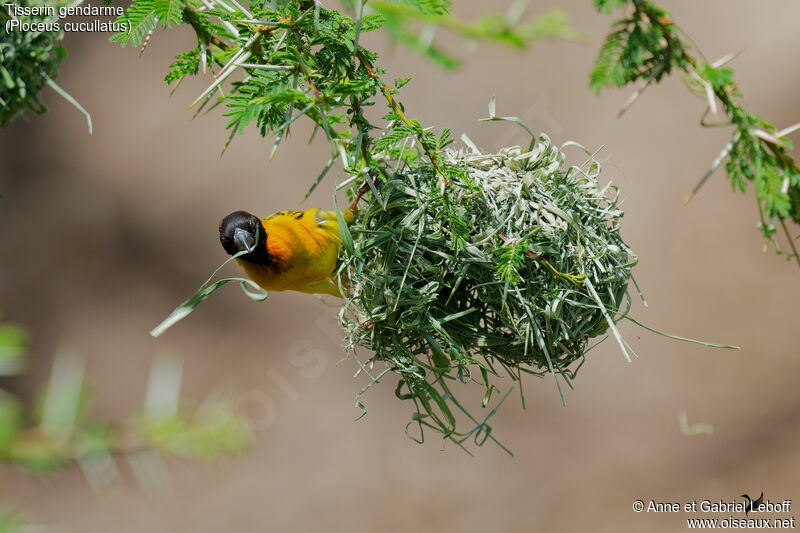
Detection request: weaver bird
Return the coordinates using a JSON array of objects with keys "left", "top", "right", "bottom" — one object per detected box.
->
[{"left": 219, "top": 184, "right": 371, "bottom": 297}]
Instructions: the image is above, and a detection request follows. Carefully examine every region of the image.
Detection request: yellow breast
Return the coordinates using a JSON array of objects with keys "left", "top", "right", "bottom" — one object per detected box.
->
[{"left": 237, "top": 207, "right": 348, "bottom": 296}]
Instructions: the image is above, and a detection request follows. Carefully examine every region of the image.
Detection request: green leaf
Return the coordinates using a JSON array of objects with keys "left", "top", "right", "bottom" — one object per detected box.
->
[
  {"left": 110, "top": 0, "right": 158, "bottom": 47},
  {"left": 0, "top": 324, "right": 27, "bottom": 376},
  {"left": 702, "top": 64, "right": 734, "bottom": 90},
  {"left": 153, "top": 0, "right": 186, "bottom": 27},
  {"left": 151, "top": 252, "right": 268, "bottom": 338},
  {"left": 334, "top": 196, "right": 355, "bottom": 255}
]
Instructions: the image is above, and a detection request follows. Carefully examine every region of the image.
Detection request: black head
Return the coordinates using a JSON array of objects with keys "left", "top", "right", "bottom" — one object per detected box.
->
[{"left": 219, "top": 211, "right": 271, "bottom": 264}]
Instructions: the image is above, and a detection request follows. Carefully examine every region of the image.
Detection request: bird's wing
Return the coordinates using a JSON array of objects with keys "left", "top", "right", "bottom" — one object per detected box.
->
[{"left": 313, "top": 207, "right": 354, "bottom": 226}]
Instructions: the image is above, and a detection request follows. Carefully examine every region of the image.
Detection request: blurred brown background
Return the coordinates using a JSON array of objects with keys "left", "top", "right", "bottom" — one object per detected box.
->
[{"left": 1, "top": 1, "right": 799, "bottom": 531}]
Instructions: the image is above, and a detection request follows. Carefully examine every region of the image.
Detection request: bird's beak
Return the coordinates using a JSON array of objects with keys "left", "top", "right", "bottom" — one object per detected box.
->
[{"left": 233, "top": 227, "right": 255, "bottom": 252}]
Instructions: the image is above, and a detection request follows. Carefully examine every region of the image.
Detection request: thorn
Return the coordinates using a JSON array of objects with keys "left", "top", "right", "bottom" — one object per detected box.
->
[
  {"left": 704, "top": 82, "right": 718, "bottom": 120},
  {"left": 139, "top": 17, "right": 157, "bottom": 58},
  {"left": 776, "top": 121, "right": 800, "bottom": 138},
  {"left": 683, "top": 137, "right": 736, "bottom": 205},
  {"left": 753, "top": 128, "right": 787, "bottom": 148},
  {"left": 711, "top": 48, "right": 745, "bottom": 69},
  {"left": 617, "top": 79, "right": 651, "bottom": 119}
]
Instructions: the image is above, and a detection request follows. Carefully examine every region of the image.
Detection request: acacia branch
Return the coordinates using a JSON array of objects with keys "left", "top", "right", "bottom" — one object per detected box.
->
[{"left": 356, "top": 50, "right": 448, "bottom": 184}]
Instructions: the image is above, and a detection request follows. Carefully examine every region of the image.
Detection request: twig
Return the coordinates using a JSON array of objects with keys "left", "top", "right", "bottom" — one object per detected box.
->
[
  {"left": 778, "top": 218, "right": 800, "bottom": 267},
  {"left": 356, "top": 50, "right": 448, "bottom": 185}
]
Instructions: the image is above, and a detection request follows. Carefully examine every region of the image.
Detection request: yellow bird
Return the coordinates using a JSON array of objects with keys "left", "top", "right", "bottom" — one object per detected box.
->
[{"left": 218, "top": 206, "right": 354, "bottom": 297}]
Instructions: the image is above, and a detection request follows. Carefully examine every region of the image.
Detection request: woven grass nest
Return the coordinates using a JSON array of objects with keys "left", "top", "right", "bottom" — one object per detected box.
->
[{"left": 338, "top": 134, "right": 637, "bottom": 445}]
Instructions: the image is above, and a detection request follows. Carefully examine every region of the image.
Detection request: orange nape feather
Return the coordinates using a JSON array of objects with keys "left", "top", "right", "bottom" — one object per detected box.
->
[{"left": 236, "top": 207, "right": 353, "bottom": 297}]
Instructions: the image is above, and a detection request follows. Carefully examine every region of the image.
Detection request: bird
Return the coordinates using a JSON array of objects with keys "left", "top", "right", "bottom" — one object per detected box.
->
[
  {"left": 218, "top": 184, "right": 370, "bottom": 297},
  {"left": 742, "top": 492, "right": 764, "bottom": 517}
]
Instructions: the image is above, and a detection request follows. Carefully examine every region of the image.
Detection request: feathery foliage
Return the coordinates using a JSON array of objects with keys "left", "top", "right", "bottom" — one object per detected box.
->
[
  {"left": 110, "top": 0, "right": 580, "bottom": 176},
  {"left": 592, "top": 0, "right": 800, "bottom": 265}
]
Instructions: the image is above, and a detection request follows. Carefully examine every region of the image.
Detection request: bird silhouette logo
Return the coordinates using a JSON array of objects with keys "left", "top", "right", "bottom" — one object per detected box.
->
[{"left": 741, "top": 492, "right": 764, "bottom": 517}]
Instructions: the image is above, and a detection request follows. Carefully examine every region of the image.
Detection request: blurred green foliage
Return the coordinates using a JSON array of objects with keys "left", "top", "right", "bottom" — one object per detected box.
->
[
  {"left": 0, "top": 513, "right": 22, "bottom": 533},
  {"left": 0, "top": 318, "right": 253, "bottom": 475},
  {"left": 361, "top": 1, "right": 585, "bottom": 69},
  {"left": 0, "top": 323, "right": 27, "bottom": 375},
  {"left": 0, "top": 0, "right": 66, "bottom": 127}
]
